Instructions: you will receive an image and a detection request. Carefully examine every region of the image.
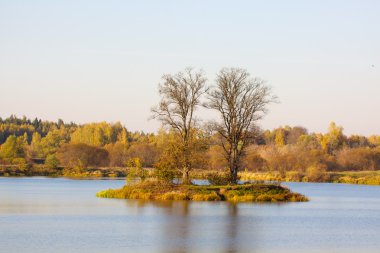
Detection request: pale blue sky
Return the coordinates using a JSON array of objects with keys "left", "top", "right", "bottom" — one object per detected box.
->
[{"left": 1, "top": 0, "right": 379, "bottom": 135}]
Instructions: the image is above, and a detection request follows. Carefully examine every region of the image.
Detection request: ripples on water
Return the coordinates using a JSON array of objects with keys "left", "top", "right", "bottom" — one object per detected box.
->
[{"left": 1, "top": 177, "right": 380, "bottom": 253}]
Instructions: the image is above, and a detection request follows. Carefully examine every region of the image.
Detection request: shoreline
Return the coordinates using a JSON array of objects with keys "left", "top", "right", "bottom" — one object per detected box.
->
[{"left": 1, "top": 166, "right": 380, "bottom": 186}]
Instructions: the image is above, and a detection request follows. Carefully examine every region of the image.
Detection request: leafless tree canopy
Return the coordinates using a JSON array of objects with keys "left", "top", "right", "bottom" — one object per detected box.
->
[
  {"left": 151, "top": 68, "right": 208, "bottom": 183},
  {"left": 207, "top": 67, "right": 276, "bottom": 183},
  {"left": 152, "top": 68, "right": 207, "bottom": 140}
]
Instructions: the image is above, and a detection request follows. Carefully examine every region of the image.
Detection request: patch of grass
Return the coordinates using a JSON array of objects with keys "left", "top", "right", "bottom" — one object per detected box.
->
[
  {"left": 191, "top": 192, "right": 222, "bottom": 201},
  {"left": 238, "top": 170, "right": 380, "bottom": 186},
  {"left": 158, "top": 191, "right": 189, "bottom": 201},
  {"left": 330, "top": 171, "right": 380, "bottom": 185},
  {"left": 96, "top": 179, "right": 309, "bottom": 202},
  {"left": 238, "top": 171, "right": 283, "bottom": 182}
]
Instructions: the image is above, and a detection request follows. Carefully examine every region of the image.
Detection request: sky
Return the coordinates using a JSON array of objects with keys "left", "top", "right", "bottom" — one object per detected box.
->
[{"left": 0, "top": 0, "right": 379, "bottom": 136}]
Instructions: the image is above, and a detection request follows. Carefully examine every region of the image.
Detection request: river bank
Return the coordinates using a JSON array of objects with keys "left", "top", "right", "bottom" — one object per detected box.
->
[
  {"left": 236, "top": 170, "right": 380, "bottom": 185},
  {"left": 0, "top": 164, "right": 128, "bottom": 177},
  {"left": 2, "top": 165, "right": 380, "bottom": 186}
]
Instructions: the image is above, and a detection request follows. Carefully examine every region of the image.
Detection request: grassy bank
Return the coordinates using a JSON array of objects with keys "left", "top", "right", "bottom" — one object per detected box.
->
[
  {"left": 236, "top": 170, "right": 380, "bottom": 185},
  {"left": 329, "top": 171, "right": 380, "bottom": 185},
  {"left": 96, "top": 179, "right": 308, "bottom": 202},
  {"left": 2, "top": 164, "right": 380, "bottom": 186},
  {"left": 0, "top": 165, "right": 130, "bottom": 178}
]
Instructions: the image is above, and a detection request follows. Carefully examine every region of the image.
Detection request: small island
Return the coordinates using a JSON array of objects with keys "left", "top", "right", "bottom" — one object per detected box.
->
[
  {"left": 96, "top": 68, "right": 307, "bottom": 203},
  {"left": 96, "top": 179, "right": 308, "bottom": 202}
]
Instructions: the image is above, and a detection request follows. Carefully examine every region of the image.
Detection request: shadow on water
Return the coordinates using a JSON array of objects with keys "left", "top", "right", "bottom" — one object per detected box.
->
[{"left": 124, "top": 200, "right": 260, "bottom": 253}]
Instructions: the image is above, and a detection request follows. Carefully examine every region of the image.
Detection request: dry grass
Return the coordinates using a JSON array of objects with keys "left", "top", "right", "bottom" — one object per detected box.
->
[
  {"left": 96, "top": 179, "right": 309, "bottom": 202},
  {"left": 238, "top": 170, "right": 380, "bottom": 185}
]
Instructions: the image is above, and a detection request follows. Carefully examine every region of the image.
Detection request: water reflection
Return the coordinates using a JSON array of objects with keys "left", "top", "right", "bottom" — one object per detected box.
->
[
  {"left": 2, "top": 178, "right": 380, "bottom": 253},
  {"left": 226, "top": 203, "right": 239, "bottom": 252},
  {"left": 124, "top": 200, "right": 258, "bottom": 253}
]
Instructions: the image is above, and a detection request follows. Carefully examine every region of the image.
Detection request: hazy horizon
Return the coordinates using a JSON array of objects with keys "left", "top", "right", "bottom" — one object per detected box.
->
[{"left": 1, "top": 1, "right": 379, "bottom": 135}]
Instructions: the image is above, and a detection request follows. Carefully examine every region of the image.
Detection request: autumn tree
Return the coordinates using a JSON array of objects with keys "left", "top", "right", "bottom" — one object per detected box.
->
[
  {"left": 57, "top": 143, "right": 109, "bottom": 168},
  {"left": 155, "top": 130, "right": 208, "bottom": 181},
  {"left": 28, "top": 132, "right": 43, "bottom": 158},
  {"left": 126, "top": 157, "right": 148, "bottom": 183},
  {"left": 104, "top": 128, "right": 129, "bottom": 167},
  {"left": 368, "top": 135, "right": 380, "bottom": 147},
  {"left": 45, "top": 154, "right": 60, "bottom": 169},
  {"left": 39, "top": 129, "right": 67, "bottom": 157},
  {"left": 151, "top": 68, "right": 208, "bottom": 184},
  {"left": 207, "top": 68, "right": 276, "bottom": 184},
  {"left": 105, "top": 142, "right": 129, "bottom": 167},
  {"left": 206, "top": 144, "right": 228, "bottom": 171},
  {"left": 274, "top": 128, "right": 286, "bottom": 147},
  {"left": 242, "top": 145, "right": 267, "bottom": 172},
  {"left": 297, "top": 133, "right": 321, "bottom": 150},
  {"left": 319, "top": 122, "right": 346, "bottom": 153},
  {"left": 126, "top": 143, "right": 159, "bottom": 168},
  {"left": 0, "top": 134, "right": 27, "bottom": 162},
  {"left": 336, "top": 147, "right": 380, "bottom": 171},
  {"left": 287, "top": 126, "right": 308, "bottom": 144},
  {"left": 70, "top": 122, "right": 125, "bottom": 147},
  {"left": 347, "top": 135, "right": 370, "bottom": 148}
]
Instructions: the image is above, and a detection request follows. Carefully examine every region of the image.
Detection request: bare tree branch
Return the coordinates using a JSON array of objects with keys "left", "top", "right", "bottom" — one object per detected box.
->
[
  {"left": 151, "top": 68, "right": 208, "bottom": 184},
  {"left": 206, "top": 67, "right": 276, "bottom": 184}
]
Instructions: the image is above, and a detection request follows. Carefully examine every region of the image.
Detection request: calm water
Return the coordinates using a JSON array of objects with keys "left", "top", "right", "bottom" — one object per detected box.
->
[{"left": 1, "top": 178, "right": 380, "bottom": 253}]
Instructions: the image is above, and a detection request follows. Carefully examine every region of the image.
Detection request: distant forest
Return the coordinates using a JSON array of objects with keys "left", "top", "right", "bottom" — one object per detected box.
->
[{"left": 1, "top": 114, "right": 380, "bottom": 174}]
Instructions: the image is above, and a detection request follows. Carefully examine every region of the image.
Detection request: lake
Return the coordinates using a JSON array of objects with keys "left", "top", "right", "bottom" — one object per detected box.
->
[{"left": 1, "top": 177, "right": 380, "bottom": 253}]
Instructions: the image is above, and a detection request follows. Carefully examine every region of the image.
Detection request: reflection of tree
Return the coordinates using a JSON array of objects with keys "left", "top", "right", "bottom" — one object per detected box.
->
[
  {"left": 225, "top": 203, "right": 260, "bottom": 253},
  {"left": 124, "top": 200, "right": 190, "bottom": 253},
  {"left": 164, "top": 201, "right": 190, "bottom": 253},
  {"left": 123, "top": 200, "right": 258, "bottom": 253},
  {"left": 226, "top": 202, "right": 239, "bottom": 247}
]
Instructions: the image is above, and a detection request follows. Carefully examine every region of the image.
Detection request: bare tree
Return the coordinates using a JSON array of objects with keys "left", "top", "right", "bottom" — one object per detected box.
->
[
  {"left": 151, "top": 68, "right": 207, "bottom": 184},
  {"left": 207, "top": 68, "right": 276, "bottom": 184}
]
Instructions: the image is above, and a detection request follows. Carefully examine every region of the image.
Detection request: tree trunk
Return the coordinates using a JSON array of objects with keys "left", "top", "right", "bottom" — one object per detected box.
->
[
  {"left": 228, "top": 145, "right": 239, "bottom": 184},
  {"left": 182, "top": 169, "right": 191, "bottom": 185},
  {"left": 229, "top": 164, "right": 239, "bottom": 184}
]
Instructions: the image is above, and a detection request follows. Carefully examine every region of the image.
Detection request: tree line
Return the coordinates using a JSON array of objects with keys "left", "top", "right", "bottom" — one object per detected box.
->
[{"left": 1, "top": 68, "right": 380, "bottom": 184}]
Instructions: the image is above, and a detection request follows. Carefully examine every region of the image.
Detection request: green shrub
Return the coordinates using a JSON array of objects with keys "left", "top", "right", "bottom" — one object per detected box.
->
[
  {"left": 153, "top": 165, "right": 176, "bottom": 182},
  {"left": 207, "top": 171, "right": 231, "bottom": 185},
  {"left": 12, "top": 158, "right": 29, "bottom": 170},
  {"left": 126, "top": 157, "right": 148, "bottom": 183},
  {"left": 45, "top": 154, "right": 59, "bottom": 169}
]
